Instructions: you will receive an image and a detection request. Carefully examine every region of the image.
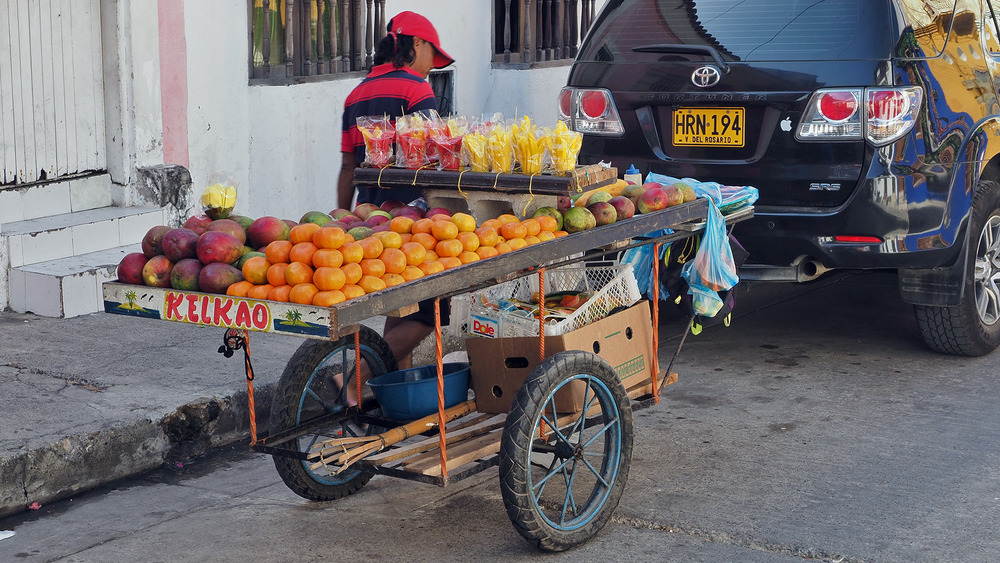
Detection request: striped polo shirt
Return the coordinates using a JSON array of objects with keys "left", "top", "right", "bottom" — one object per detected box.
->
[{"left": 342, "top": 64, "right": 438, "bottom": 206}]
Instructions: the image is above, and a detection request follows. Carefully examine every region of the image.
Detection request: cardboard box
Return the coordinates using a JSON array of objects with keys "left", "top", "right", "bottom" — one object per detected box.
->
[{"left": 466, "top": 301, "right": 654, "bottom": 414}]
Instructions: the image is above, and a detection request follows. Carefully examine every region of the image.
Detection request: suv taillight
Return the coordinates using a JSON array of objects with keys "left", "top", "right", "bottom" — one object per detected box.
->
[
  {"left": 558, "top": 87, "right": 624, "bottom": 136},
  {"left": 797, "top": 86, "right": 922, "bottom": 146}
]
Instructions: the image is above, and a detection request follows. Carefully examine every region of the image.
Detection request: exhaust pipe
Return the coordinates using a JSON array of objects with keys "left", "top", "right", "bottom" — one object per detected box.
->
[{"left": 738, "top": 256, "right": 832, "bottom": 283}]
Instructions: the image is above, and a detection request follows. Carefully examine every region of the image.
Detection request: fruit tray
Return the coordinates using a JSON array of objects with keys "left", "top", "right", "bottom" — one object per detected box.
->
[
  {"left": 464, "top": 260, "right": 641, "bottom": 338},
  {"left": 353, "top": 163, "right": 618, "bottom": 195}
]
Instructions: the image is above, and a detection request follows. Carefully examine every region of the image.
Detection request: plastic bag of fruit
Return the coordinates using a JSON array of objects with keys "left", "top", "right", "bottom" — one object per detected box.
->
[
  {"left": 357, "top": 115, "right": 395, "bottom": 167},
  {"left": 512, "top": 115, "right": 546, "bottom": 175},
  {"left": 429, "top": 114, "right": 468, "bottom": 171},
  {"left": 396, "top": 112, "right": 431, "bottom": 169},
  {"left": 201, "top": 176, "right": 238, "bottom": 220}
]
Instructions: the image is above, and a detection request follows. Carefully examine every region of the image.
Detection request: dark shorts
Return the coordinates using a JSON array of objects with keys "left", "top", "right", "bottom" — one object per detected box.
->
[{"left": 406, "top": 297, "right": 451, "bottom": 327}]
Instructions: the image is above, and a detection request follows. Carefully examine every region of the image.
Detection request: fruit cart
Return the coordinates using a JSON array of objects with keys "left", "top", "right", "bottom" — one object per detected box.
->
[{"left": 102, "top": 170, "right": 752, "bottom": 552}]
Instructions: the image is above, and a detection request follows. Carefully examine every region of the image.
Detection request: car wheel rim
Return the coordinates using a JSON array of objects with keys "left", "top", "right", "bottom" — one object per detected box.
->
[{"left": 974, "top": 215, "right": 1000, "bottom": 325}]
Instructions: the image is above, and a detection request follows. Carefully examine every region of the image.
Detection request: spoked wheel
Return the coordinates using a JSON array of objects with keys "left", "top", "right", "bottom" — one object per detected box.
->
[
  {"left": 270, "top": 326, "right": 397, "bottom": 501},
  {"left": 499, "top": 351, "right": 634, "bottom": 551}
]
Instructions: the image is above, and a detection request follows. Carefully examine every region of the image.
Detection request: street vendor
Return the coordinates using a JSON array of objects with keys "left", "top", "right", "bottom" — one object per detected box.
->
[{"left": 336, "top": 11, "right": 455, "bottom": 385}]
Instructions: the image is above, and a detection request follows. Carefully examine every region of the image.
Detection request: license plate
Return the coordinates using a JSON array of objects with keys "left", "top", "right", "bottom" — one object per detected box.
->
[{"left": 673, "top": 107, "right": 745, "bottom": 147}]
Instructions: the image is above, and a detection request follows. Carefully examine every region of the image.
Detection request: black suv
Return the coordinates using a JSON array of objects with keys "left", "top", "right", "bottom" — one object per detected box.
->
[{"left": 560, "top": 0, "right": 1000, "bottom": 355}]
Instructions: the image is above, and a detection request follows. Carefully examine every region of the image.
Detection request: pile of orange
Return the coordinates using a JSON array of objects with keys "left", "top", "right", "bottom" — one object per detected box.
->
[{"left": 225, "top": 211, "right": 567, "bottom": 306}]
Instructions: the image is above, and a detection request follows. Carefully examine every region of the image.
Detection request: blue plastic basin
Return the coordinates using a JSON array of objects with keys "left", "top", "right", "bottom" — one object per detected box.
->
[{"left": 365, "top": 362, "right": 471, "bottom": 420}]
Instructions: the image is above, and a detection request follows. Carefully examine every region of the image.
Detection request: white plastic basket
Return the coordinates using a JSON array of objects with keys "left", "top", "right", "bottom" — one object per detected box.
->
[{"left": 466, "top": 260, "right": 641, "bottom": 338}]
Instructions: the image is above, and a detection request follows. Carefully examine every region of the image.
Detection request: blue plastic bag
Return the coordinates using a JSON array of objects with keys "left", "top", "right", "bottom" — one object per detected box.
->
[
  {"left": 680, "top": 199, "right": 739, "bottom": 315},
  {"left": 620, "top": 228, "right": 670, "bottom": 295}
]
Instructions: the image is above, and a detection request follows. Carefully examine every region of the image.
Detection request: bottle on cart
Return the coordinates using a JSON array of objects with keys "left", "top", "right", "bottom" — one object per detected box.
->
[{"left": 624, "top": 164, "right": 642, "bottom": 185}]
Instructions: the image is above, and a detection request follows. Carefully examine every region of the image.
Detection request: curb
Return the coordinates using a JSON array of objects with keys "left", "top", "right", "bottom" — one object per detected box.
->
[{"left": 0, "top": 384, "right": 273, "bottom": 520}]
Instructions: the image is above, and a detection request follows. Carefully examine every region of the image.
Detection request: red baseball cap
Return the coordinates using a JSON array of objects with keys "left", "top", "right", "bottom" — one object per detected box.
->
[{"left": 388, "top": 11, "right": 455, "bottom": 69}]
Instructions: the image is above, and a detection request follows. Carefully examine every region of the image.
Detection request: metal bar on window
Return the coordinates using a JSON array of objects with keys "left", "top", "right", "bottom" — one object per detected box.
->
[
  {"left": 503, "top": 0, "right": 512, "bottom": 63},
  {"left": 365, "top": 0, "right": 373, "bottom": 68},
  {"left": 302, "top": 0, "right": 314, "bottom": 75},
  {"left": 285, "top": 0, "right": 295, "bottom": 76},
  {"left": 568, "top": 0, "right": 578, "bottom": 58},
  {"left": 262, "top": 0, "right": 272, "bottom": 77},
  {"left": 315, "top": 0, "right": 325, "bottom": 74},
  {"left": 555, "top": 0, "right": 565, "bottom": 60},
  {"left": 329, "top": 0, "right": 338, "bottom": 73}
]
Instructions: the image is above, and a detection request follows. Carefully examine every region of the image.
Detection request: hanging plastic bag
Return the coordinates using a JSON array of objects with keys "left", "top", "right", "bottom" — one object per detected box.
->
[
  {"left": 356, "top": 115, "right": 395, "bottom": 167},
  {"left": 620, "top": 228, "right": 671, "bottom": 296},
  {"left": 680, "top": 199, "right": 739, "bottom": 315}
]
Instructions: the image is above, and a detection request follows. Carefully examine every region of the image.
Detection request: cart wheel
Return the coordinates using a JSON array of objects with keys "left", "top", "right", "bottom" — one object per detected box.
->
[
  {"left": 499, "top": 351, "right": 634, "bottom": 551},
  {"left": 270, "top": 326, "right": 397, "bottom": 501}
]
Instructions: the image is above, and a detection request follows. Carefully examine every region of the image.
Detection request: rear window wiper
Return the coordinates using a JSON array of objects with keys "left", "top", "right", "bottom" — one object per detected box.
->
[{"left": 632, "top": 44, "right": 731, "bottom": 73}]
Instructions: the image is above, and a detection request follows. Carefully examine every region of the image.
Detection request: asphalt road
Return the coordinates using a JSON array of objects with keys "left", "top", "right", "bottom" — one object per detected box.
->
[{"left": 2, "top": 272, "right": 999, "bottom": 562}]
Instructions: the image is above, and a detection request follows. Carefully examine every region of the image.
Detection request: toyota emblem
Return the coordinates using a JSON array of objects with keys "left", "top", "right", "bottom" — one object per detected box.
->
[{"left": 692, "top": 66, "right": 722, "bottom": 88}]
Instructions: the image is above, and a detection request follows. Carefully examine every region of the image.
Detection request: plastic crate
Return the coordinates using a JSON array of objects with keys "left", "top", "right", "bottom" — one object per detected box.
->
[{"left": 466, "top": 260, "right": 640, "bottom": 337}]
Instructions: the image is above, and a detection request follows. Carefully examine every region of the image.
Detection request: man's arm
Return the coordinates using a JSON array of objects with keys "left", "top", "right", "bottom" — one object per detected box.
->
[{"left": 338, "top": 151, "right": 358, "bottom": 211}]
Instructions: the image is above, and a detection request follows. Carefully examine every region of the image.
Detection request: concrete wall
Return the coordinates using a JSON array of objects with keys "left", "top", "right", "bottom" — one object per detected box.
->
[{"left": 163, "top": 0, "right": 604, "bottom": 221}]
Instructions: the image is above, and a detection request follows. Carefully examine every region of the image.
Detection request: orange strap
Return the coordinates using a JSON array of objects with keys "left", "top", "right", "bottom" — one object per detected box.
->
[
  {"left": 434, "top": 298, "right": 449, "bottom": 481},
  {"left": 651, "top": 243, "right": 661, "bottom": 403},
  {"left": 355, "top": 331, "right": 362, "bottom": 406}
]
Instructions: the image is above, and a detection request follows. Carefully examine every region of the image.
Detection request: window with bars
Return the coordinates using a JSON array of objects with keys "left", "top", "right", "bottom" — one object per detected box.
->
[
  {"left": 493, "top": 0, "right": 598, "bottom": 65},
  {"left": 249, "top": 0, "right": 386, "bottom": 81}
]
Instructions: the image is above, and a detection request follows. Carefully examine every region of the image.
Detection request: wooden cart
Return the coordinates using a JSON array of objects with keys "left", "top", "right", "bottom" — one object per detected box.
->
[{"left": 103, "top": 171, "right": 751, "bottom": 551}]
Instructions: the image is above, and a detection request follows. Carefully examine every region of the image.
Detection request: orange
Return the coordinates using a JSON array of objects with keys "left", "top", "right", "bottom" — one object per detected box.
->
[
  {"left": 313, "top": 289, "right": 346, "bottom": 307},
  {"left": 457, "top": 231, "right": 480, "bottom": 252},
  {"left": 430, "top": 213, "right": 453, "bottom": 222},
  {"left": 379, "top": 248, "right": 407, "bottom": 274},
  {"left": 313, "top": 226, "right": 347, "bottom": 249},
  {"left": 451, "top": 212, "right": 477, "bottom": 233},
  {"left": 411, "top": 232, "right": 437, "bottom": 251},
  {"left": 359, "top": 258, "right": 387, "bottom": 278},
  {"left": 341, "top": 263, "right": 363, "bottom": 285},
  {"left": 373, "top": 230, "right": 403, "bottom": 249},
  {"left": 226, "top": 280, "right": 254, "bottom": 297},
  {"left": 312, "top": 248, "right": 344, "bottom": 268},
  {"left": 521, "top": 218, "right": 541, "bottom": 237},
  {"left": 289, "top": 283, "right": 319, "bottom": 305},
  {"left": 399, "top": 233, "right": 413, "bottom": 244},
  {"left": 266, "top": 263, "right": 289, "bottom": 286},
  {"left": 431, "top": 220, "right": 459, "bottom": 241},
  {"left": 389, "top": 216, "right": 415, "bottom": 234},
  {"left": 554, "top": 230, "right": 569, "bottom": 238},
  {"left": 534, "top": 215, "right": 558, "bottom": 232},
  {"left": 246, "top": 283, "right": 273, "bottom": 300},
  {"left": 537, "top": 231, "right": 556, "bottom": 242},
  {"left": 418, "top": 260, "right": 445, "bottom": 275},
  {"left": 507, "top": 237, "right": 528, "bottom": 250},
  {"left": 290, "top": 222, "right": 321, "bottom": 245},
  {"left": 343, "top": 232, "right": 356, "bottom": 243},
  {"left": 284, "top": 261, "right": 314, "bottom": 285},
  {"left": 400, "top": 242, "right": 428, "bottom": 266},
  {"left": 500, "top": 221, "right": 528, "bottom": 240},
  {"left": 458, "top": 251, "right": 480, "bottom": 264},
  {"left": 381, "top": 273, "right": 406, "bottom": 287},
  {"left": 358, "top": 237, "right": 384, "bottom": 259},
  {"left": 340, "top": 241, "right": 364, "bottom": 264},
  {"left": 358, "top": 275, "right": 387, "bottom": 294},
  {"left": 289, "top": 242, "right": 318, "bottom": 265},
  {"left": 495, "top": 241, "right": 513, "bottom": 254},
  {"left": 524, "top": 235, "right": 541, "bottom": 246},
  {"left": 474, "top": 225, "right": 499, "bottom": 248},
  {"left": 265, "top": 240, "right": 293, "bottom": 264},
  {"left": 497, "top": 213, "right": 520, "bottom": 225},
  {"left": 476, "top": 246, "right": 499, "bottom": 260},
  {"left": 341, "top": 284, "right": 365, "bottom": 300},
  {"left": 268, "top": 284, "right": 292, "bottom": 302},
  {"left": 439, "top": 256, "right": 463, "bottom": 270},
  {"left": 401, "top": 265, "right": 424, "bottom": 281},
  {"left": 314, "top": 266, "right": 347, "bottom": 291},
  {"left": 481, "top": 218, "right": 503, "bottom": 231},
  {"left": 424, "top": 250, "right": 439, "bottom": 262},
  {"left": 411, "top": 218, "right": 435, "bottom": 235},
  {"left": 241, "top": 256, "right": 271, "bottom": 285},
  {"left": 435, "top": 238, "right": 464, "bottom": 258}
]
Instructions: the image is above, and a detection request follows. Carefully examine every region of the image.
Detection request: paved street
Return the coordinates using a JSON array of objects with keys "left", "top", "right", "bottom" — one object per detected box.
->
[{"left": 2, "top": 272, "right": 999, "bottom": 562}]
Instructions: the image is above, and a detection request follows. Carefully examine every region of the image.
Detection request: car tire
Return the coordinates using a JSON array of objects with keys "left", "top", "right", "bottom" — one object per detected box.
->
[{"left": 915, "top": 180, "right": 1000, "bottom": 356}]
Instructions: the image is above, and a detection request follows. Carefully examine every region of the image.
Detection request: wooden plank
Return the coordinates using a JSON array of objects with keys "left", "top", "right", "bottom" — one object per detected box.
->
[
  {"left": 0, "top": 1, "right": 15, "bottom": 183},
  {"left": 13, "top": 1, "right": 35, "bottom": 183},
  {"left": 368, "top": 415, "right": 504, "bottom": 466},
  {"left": 50, "top": 0, "right": 69, "bottom": 177},
  {"left": 402, "top": 430, "right": 504, "bottom": 476}
]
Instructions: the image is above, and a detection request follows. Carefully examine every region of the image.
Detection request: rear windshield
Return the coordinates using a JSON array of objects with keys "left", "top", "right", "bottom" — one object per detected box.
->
[{"left": 579, "top": 0, "right": 895, "bottom": 62}]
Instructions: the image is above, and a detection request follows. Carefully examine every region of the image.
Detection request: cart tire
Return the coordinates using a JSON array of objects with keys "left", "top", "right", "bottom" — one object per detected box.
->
[
  {"left": 498, "top": 351, "right": 633, "bottom": 551},
  {"left": 270, "top": 326, "right": 397, "bottom": 501}
]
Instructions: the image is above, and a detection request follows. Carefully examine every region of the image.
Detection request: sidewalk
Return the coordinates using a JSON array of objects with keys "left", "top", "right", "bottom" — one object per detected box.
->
[{"left": 0, "top": 306, "right": 469, "bottom": 519}]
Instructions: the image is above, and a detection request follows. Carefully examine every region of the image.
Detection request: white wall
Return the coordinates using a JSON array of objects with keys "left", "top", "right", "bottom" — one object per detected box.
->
[{"left": 169, "top": 0, "right": 602, "bottom": 221}]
